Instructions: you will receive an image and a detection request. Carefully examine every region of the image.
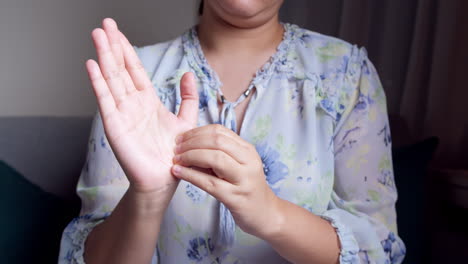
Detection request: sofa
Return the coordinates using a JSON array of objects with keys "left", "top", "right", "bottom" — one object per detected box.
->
[{"left": 0, "top": 116, "right": 93, "bottom": 263}]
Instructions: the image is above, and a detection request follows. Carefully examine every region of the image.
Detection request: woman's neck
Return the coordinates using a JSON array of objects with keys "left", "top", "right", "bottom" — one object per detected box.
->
[{"left": 197, "top": 9, "right": 284, "bottom": 57}]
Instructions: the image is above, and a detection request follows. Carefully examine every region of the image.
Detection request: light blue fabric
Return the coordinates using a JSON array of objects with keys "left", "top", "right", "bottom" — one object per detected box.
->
[{"left": 59, "top": 23, "right": 406, "bottom": 264}]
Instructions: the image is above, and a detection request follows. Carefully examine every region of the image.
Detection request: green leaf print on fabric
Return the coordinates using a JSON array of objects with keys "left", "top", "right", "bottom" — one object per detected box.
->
[
  {"left": 370, "top": 78, "right": 387, "bottom": 113},
  {"left": 368, "top": 190, "right": 381, "bottom": 202},
  {"left": 81, "top": 186, "right": 99, "bottom": 202},
  {"left": 378, "top": 153, "right": 395, "bottom": 189},
  {"left": 275, "top": 134, "right": 297, "bottom": 162},
  {"left": 101, "top": 204, "right": 112, "bottom": 214},
  {"left": 170, "top": 219, "right": 194, "bottom": 249},
  {"left": 251, "top": 116, "right": 272, "bottom": 143},
  {"left": 316, "top": 42, "right": 349, "bottom": 62},
  {"left": 165, "top": 69, "right": 186, "bottom": 86},
  {"left": 379, "top": 154, "right": 392, "bottom": 171}
]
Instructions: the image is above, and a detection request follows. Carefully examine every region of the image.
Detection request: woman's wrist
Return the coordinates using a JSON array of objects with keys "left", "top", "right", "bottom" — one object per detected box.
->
[
  {"left": 251, "top": 194, "right": 286, "bottom": 241},
  {"left": 255, "top": 197, "right": 340, "bottom": 264},
  {"left": 84, "top": 183, "right": 175, "bottom": 264},
  {"left": 126, "top": 181, "right": 179, "bottom": 219}
]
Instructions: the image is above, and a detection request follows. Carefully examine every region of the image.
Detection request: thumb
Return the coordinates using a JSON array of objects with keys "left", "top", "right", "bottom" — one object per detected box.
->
[{"left": 177, "top": 72, "right": 199, "bottom": 127}]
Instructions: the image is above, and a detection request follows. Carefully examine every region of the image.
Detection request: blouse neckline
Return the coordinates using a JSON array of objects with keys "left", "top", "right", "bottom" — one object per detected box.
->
[{"left": 182, "top": 22, "right": 299, "bottom": 103}]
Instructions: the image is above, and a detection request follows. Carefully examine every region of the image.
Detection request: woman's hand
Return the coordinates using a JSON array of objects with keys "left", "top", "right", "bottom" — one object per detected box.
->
[
  {"left": 86, "top": 18, "right": 199, "bottom": 194},
  {"left": 171, "top": 124, "right": 282, "bottom": 238}
]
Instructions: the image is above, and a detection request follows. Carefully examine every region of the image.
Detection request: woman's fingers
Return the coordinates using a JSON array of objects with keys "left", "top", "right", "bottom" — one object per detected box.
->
[
  {"left": 172, "top": 164, "right": 232, "bottom": 201},
  {"left": 175, "top": 133, "right": 248, "bottom": 164},
  {"left": 118, "top": 31, "right": 154, "bottom": 92},
  {"left": 102, "top": 18, "right": 136, "bottom": 94},
  {"left": 91, "top": 28, "right": 127, "bottom": 105},
  {"left": 177, "top": 72, "right": 199, "bottom": 126},
  {"left": 117, "top": 30, "right": 165, "bottom": 110},
  {"left": 102, "top": 19, "right": 124, "bottom": 74},
  {"left": 178, "top": 124, "right": 252, "bottom": 149},
  {"left": 174, "top": 149, "right": 241, "bottom": 183},
  {"left": 86, "top": 59, "right": 117, "bottom": 116}
]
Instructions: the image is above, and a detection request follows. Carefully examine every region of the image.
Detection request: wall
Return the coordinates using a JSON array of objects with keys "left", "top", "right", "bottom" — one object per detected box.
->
[{"left": 0, "top": 0, "right": 198, "bottom": 116}]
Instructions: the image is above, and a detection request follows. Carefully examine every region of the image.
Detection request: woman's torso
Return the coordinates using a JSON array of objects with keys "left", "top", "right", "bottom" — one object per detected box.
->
[{"left": 126, "top": 23, "right": 356, "bottom": 263}]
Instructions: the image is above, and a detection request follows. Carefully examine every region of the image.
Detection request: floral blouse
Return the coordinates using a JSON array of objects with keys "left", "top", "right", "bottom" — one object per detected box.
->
[{"left": 59, "top": 23, "right": 406, "bottom": 264}]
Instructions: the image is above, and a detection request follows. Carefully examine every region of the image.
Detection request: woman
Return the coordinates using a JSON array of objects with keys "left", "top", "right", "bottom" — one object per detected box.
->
[{"left": 59, "top": 0, "right": 406, "bottom": 263}]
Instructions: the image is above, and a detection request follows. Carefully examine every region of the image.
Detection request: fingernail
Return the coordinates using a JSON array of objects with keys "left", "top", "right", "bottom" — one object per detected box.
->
[
  {"left": 175, "top": 134, "right": 183, "bottom": 144},
  {"left": 173, "top": 165, "right": 182, "bottom": 175},
  {"left": 173, "top": 155, "right": 181, "bottom": 163}
]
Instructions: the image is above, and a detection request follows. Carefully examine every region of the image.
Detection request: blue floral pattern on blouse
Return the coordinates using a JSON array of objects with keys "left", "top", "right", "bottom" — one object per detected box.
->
[
  {"left": 59, "top": 23, "right": 406, "bottom": 263},
  {"left": 256, "top": 143, "right": 288, "bottom": 195},
  {"left": 187, "top": 237, "right": 215, "bottom": 262}
]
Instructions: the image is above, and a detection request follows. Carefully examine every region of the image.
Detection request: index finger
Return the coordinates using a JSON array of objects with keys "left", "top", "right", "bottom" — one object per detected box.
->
[
  {"left": 118, "top": 31, "right": 154, "bottom": 92},
  {"left": 177, "top": 124, "right": 252, "bottom": 149}
]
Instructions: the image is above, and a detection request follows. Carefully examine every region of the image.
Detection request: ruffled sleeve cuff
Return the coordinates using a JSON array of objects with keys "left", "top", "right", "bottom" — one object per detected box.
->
[
  {"left": 320, "top": 211, "right": 360, "bottom": 264},
  {"left": 58, "top": 214, "right": 107, "bottom": 264}
]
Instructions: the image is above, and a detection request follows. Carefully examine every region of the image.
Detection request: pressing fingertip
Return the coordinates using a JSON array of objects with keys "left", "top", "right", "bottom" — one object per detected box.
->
[{"left": 172, "top": 165, "right": 182, "bottom": 176}]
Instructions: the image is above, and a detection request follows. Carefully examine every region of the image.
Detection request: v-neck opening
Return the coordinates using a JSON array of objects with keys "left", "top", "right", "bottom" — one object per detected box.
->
[
  {"left": 182, "top": 22, "right": 299, "bottom": 136},
  {"left": 186, "top": 22, "right": 296, "bottom": 105}
]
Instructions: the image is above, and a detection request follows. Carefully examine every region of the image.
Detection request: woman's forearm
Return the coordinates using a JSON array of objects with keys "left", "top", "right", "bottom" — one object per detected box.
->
[
  {"left": 84, "top": 184, "right": 177, "bottom": 264},
  {"left": 260, "top": 198, "right": 341, "bottom": 264}
]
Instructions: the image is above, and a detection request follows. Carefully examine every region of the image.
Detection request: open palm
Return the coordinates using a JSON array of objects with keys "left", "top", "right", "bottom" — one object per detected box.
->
[{"left": 86, "top": 18, "right": 199, "bottom": 193}]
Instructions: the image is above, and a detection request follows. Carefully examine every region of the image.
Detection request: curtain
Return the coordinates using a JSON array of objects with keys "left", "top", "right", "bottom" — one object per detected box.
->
[{"left": 280, "top": 0, "right": 468, "bottom": 169}]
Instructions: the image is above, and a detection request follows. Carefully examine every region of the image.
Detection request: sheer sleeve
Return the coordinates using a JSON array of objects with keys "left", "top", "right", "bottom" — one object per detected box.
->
[
  {"left": 57, "top": 111, "right": 132, "bottom": 263},
  {"left": 320, "top": 46, "right": 406, "bottom": 263}
]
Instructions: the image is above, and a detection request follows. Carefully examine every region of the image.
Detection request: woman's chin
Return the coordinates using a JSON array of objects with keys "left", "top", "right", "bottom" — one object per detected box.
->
[
  {"left": 216, "top": 0, "right": 264, "bottom": 18},
  {"left": 207, "top": 0, "right": 283, "bottom": 28}
]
